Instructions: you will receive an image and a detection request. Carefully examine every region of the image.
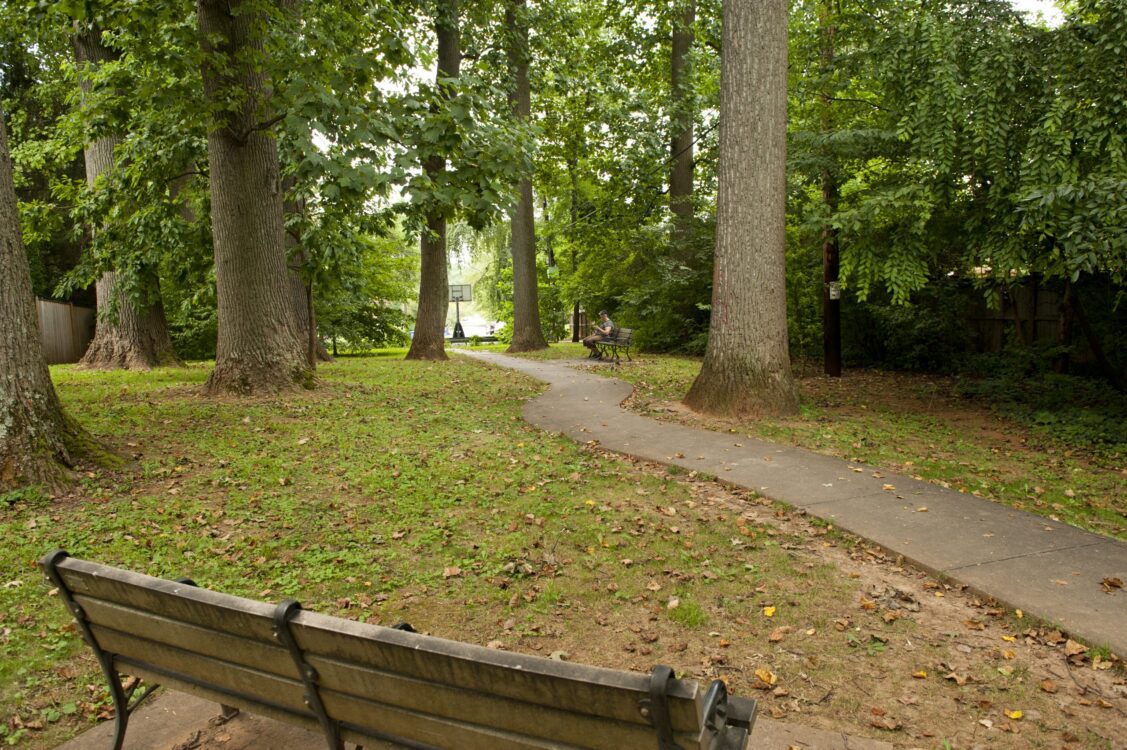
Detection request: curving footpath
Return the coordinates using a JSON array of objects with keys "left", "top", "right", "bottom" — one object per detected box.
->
[{"left": 458, "top": 350, "right": 1127, "bottom": 657}]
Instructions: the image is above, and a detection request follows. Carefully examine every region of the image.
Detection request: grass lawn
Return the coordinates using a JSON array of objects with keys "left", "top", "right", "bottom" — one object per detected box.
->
[{"left": 1, "top": 351, "right": 1124, "bottom": 749}]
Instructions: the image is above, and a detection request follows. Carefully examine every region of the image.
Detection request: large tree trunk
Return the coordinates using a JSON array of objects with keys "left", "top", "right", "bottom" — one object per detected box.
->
[
  {"left": 406, "top": 0, "right": 460, "bottom": 362},
  {"left": 683, "top": 0, "right": 798, "bottom": 418},
  {"left": 670, "top": 0, "right": 695, "bottom": 251},
  {"left": 198, "top": 0, "right": 311, "bottom": 394},
  {"left": 73, "top": 25, "right": 179, "bottom": 370},
  {"left": 0, "top": 111, "right": 95, "bottom": 489},
  {"left": 506, "top": 0, "right": 547, "bottom": 353}
]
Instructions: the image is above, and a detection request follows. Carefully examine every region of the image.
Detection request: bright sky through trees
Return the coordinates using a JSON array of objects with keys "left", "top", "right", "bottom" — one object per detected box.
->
[{"left": 1009, "top": 0, "right": 1064, "bottom": 24}]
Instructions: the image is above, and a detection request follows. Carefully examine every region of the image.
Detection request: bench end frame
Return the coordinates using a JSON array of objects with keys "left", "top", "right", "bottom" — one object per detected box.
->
[{"left": 40, "top": 549, "right": 160, "bottom": 750}]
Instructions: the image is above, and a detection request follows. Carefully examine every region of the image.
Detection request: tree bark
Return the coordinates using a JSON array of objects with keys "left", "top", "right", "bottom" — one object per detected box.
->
[
  {"left": 820, "top": 0, "right": 841, "bottom": 378},
  {"left": 670, "top": 0, "right": 695, "bottom": 251},
  {"left": 506, "top": 0, "right": 547, "bottom": 353},
  {"left": 198, "top": 0, "right": 311, "bottom": 394},
  {"left": 683, "top": 0, "right": 799, "bottom": 418},
  {"left": 73, "top": 24, "right": 179, "bottom": 370},
  {"left": 283, "top": 189, "right": 333, "bottom": 365},
  {"left": 568, "top": 153, "right": 581, "bottom": 342},
  {"left": 0, "top": 111, "right": 95, "bottom": 489},
  {"left": 406, "top": 0, "right": 460, "bottom": 362}
]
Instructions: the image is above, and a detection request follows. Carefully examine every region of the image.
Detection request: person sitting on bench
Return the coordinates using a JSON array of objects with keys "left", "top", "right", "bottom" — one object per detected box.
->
[{"left": 583, "top": 310, "right": 615, "bottom": 358}]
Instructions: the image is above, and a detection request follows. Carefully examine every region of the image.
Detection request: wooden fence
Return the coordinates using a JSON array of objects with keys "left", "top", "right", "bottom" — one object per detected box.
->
[
  {"left": 36, "top": 299, "right": 95, "bottom": 364},
  {"left": 964, "top": 284, "right": 1063, "bottom": 352}
]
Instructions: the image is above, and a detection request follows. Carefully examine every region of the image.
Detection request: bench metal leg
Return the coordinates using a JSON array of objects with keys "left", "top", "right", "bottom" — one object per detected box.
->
[{"left": 40, "top": 550, "right": 161, "bottom": 750}]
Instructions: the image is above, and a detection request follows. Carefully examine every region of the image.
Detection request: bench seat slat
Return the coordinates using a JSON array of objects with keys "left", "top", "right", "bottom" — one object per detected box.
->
[
  {"left": 311, "top": 657, "right": 703, "bottom": 750},
  {"left": 57, "top": 561, "right": 277, "bottom": 642},
  {"left": 89, "top": 625, "right": 308, "bottom": 715},
  {"left": 292, "top": 612, "right": 703, "bottom": 732},
  {"left": 74, "top": 595, "right": 296, "bottom": 679}
]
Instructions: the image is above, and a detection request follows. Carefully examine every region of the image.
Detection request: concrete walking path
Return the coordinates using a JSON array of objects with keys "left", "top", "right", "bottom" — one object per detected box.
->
[{"left": 457, "top": 350, "right": 1127, "bottom": 657}]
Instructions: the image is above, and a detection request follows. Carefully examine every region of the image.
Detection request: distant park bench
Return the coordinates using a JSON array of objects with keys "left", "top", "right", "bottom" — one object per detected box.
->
[
  {"left": 594, "top": 327, "right": 635, "bottom": 362},
  {"left": 449, "top": 335, "right": 499, "bottom": 345},
  {"left": 41, "top": 550, "right": 756, "bottom": 750}
]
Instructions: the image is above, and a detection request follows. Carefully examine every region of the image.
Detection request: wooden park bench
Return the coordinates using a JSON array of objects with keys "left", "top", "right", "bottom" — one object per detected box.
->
[
  {"left": 41, "top": 550, "right": 756, "bottom": 750},
  {"left": 594, "top": 327, "right": 635, "bottom": 362}
]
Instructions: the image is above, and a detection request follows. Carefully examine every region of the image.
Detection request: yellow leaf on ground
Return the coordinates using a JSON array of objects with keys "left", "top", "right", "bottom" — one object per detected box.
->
[
  {"left": 754, "top": 668, "right": 778, "bottom": 687},
  {"left": 1001, "top": 635, "right": 1017, "bottom": 642},
  {"left": 1015, "top": 609, "right": 1024, "bottom": 618},
  {"left": 912, "top": 670, "right": 927, "bottom": 679},
  {"left": 1005, "top": 710, "right": 1023, "bottom": 720},
  {"left": 763, "top": 606, "right": 776, "bottom": 618}
]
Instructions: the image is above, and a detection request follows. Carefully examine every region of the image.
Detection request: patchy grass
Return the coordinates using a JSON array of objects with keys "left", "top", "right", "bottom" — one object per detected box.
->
[
  {"left": 537, "top": 347, "right": 1125, "bottom": 541},
  {"left": 1, "top": 354, "right": 1124, "bottom": 749}
]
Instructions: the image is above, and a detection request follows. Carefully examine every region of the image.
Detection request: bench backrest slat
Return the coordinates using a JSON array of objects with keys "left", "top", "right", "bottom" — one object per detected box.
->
[
  {"left": 610, "top": 328, "right": 633, "bottom": 345},
  {"left": 292, "top": 611, "right": 703, "bottom": 733},
  {"left": 73, "top": 595, "right": 295, "bottom": 679},
  {"left": 89, "top": 624, "right": 309, "bottom": 715},
  {"left": 311, "top": 657, "right": 701, "bottom": 750},
  {"left": 56, "top": 559, "right": 277, "bottom": 641}
]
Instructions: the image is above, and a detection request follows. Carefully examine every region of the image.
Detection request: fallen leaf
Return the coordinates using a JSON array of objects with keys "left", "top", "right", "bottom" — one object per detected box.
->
[
  {"left": 1001, "top": 635, "right": 1017, "bottom": 642},
  {"left": 1039, "top": 679, "right": 1057, "bottom": 694},
  {"left": 768, "top": 627, "right": 789, "bottom": 642},
  {"left": 1002, "top": 649, "right": 1016, "bottom": 660},
  {"left": 944, "top": 672, "right": 971, "bottom": 686},
  {"left": 754, "top": 668, "right": 778, "bottom": 687},
  {"left": 442, "top": 567, "right": 462, "bottom": 579},
  {"left": 912, "top": 670, "right": 927, "bottom": 679},
  {"left": 667, "top": 596, "right": 681, "bottom": 610},
  {"left": 869, "top": 716, "right": 901, "bottom": 731},
  {"left": 1101, "top": 577, "right": 1123, "bottom": 592},
  {"left": 1064, "top": 639, "right": 1089, "bottom": 657},
  {"left": 763, "top": 606, "right": 777, "bottom": 618},
  {"left": 916, "top": 507, "right": 929, "bottom": 513},
  {"left": 1005, "top": 710, "right": 1023, "bottom": 720},
  {"left": 882, "top": 484, "right": 896, "bottom": 492}
]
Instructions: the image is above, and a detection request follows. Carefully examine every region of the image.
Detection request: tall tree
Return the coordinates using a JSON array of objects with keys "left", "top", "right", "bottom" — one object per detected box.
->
[
  {"left": 504, "top": 0, "right": 547, "bottom": 352},
  {"left": 669, "top": 0, "right": 695, "bottom": 251},
  {"left": 684, "top": 0, "right": 798, "bottom": 417},
  {"left": 0, "top": 110, "right": 96, "bottom": 488},
  {"left": 406, "top": 0, "right": 461, "bottom": 361},
  {"left": 198, "top": 0, "right": 311, "bottom": 393},
  {"left": 816, "top": 0, "right": 841, "bottom": 377},
  {"left": 72, "top": 22, "right": 179, "bottom": 370}
]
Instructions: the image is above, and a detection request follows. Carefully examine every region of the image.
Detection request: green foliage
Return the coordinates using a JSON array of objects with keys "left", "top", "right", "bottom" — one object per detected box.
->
[
  {"left": 841, "top": 283, "right": 976, "bottom": 373},
  {"left": 956, "top": 363, "right": 1127, "bottom": 450}
]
